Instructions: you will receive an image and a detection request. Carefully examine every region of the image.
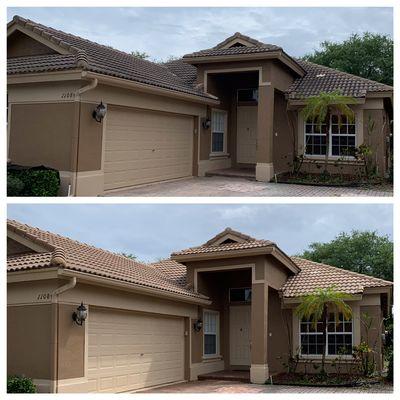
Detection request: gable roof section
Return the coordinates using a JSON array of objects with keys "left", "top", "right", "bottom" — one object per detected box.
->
[
  {"left": 282, "top": 257, "right": 392, "bottom": 298},
  {"left": 7, "top": 220, "right": 207, "bottom": 301},
  {"left": 203, "top": 227, "right": 257, "bottom": 246},
  {"left": 7, "top": 15, "right": 214, "bottom": 101},
  {"left": 287, "top": 59, "right": 393, "bottom": 100}
]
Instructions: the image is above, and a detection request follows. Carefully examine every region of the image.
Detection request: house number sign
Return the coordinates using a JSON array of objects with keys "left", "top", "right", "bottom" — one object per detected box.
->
[{"left": 36, "top": 293, "right": 52, "bottom": 301}]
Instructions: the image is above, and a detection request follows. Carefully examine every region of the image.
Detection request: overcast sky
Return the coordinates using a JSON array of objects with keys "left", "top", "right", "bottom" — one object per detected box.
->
[
  {"left": 7, "top": 204, "right": 392, "bottom": 263},
  {"left": 7, "top": 7, "right": 393, "bottom": 60}
]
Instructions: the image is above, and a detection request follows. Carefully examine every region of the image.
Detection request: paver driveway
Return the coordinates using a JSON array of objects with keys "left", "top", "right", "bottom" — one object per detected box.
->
[
  {"left": 141, "top": 379, "right": 393, "bottom": 394},
  {"left": 104, "top": 176, "right": 392, "bottom": 197}
]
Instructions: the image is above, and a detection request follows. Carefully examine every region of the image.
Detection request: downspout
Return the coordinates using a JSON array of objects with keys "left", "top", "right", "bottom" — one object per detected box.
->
[
  {"left": 72, "top": 73, "right": 98, "bottom": 196},
  {"left": 51, "top": 276, "right": 77, "bottom": 393}
]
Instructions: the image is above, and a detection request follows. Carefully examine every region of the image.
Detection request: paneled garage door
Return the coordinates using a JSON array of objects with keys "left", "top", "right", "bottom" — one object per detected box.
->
[
  {"left": 104, "top": 107, "right": 194, "bottom": 191},
  {"left": 88, "top": 308, "right": 185, "bottom": 393}
]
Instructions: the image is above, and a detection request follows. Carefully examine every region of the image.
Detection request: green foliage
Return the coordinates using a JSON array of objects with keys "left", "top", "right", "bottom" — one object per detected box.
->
[
  {"left": 131, "top": 50, "right": 150, "bottom": 59},
  {"left": 384, "top": 316, "right": 393, "bottom": 382},
  {"left": 8, "top": 168, "right": 60, "bottom": 197},
  {"left": 301, "top": 90, "right": 356, "bottom": 129},
  {"left": 295, "top": 287, "right": 353, "bottom": 374},
  {"left": 7, "top": 376, "right": 37, "bottom": 393},
  {"left": 386, "top": 347, "right": 393, "bottom": 382},
  {"left": 303, "top": 32, "right": 393, "bottom": 86},
  {"left": 352, "top": 341, "right": 375, "bottom": 376},
  {"left": 7, "top": 174, "right": 25, "bottom": 196},
  {"left": 120, "top": 252, "right": 137, "bottom": 260},
  {"left": 299, "top": 230, "right": 393, "bottom": 281}
]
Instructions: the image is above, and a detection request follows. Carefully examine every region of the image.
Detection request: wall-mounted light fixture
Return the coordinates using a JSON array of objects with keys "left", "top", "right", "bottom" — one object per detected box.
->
[
  {"left": 193, "top": 319, "right": 203, "bottom": 332},
  {"left": 72, "top": 302, "right": 88, "bottom": 326},
  {"left": 202, "top": 118, "right": 211, "bottom": 130},
  {"left": 92, "top": 101, "right": 107, "bottom": 123}
]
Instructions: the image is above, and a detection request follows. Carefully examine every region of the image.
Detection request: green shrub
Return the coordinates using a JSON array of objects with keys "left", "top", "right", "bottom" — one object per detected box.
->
[
  {"left": 7, "top": 174, "right": 25, "bottom": 196},
  {"left": 8, "top": 167, "right": 60, "bottom": 197},
  {"left": 7, "top": 376, "right": 37, "bottom": 393},
  {"left": 387, "top": 347, "right": 393, "bottom": 382}
]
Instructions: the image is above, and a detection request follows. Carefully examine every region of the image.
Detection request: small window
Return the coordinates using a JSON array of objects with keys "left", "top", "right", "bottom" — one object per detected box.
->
[
  {"left": 229, "top": 288, "right": 252, "bottom": 303},
  {"left": 211, "top": 110, "right": 227, "bottom": 153},
  {"left": 237, "top": 88, "right": 258, "bottom": 102},
  {"left": 203, "top": 310, "right": 219, "bottom": 356}
]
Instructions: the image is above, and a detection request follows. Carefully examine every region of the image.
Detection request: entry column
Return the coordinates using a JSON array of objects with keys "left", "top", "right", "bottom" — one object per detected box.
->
[
  {"left": 250, "top": 271, "right": 269, "bottom": 383},
  {"left": 256, "top": 83, "right": 275, "bottom": 182}
]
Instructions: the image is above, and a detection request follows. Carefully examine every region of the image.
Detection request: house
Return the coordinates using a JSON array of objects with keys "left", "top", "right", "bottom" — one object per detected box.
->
[
  {"left": 7, "top": 220, "right": 392, "bottom": 393},
  {"left": 7, "top": 16, "right": 393, "bottom": 196}
]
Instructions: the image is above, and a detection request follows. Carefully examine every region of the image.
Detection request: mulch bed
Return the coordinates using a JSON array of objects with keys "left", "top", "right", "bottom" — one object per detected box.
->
[
  {"left": 268, "top": 372, "right": 383, "bottom": 387},
  {"left": 276, "top": 172, "right": 392, "bottom": 190}
]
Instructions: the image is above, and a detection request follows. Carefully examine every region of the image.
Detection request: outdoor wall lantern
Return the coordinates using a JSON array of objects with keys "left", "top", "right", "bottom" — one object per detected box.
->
[
  {"left": 193, "top": 319, "right": 203, "bottom": 332},
  {"left": 202, "top": 118, "right": 211, "bottom": 130},
  {"left": 92, "top": 101, "right": 107, "bottom": 122},
  {"left": 72, "top": 302, "right": 88, "bottom": 326}
]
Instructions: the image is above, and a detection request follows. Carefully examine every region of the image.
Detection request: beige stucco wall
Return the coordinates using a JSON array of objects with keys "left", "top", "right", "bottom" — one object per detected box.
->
[{"left": 7, "top": 303, "right": 55, "bottom": 380}]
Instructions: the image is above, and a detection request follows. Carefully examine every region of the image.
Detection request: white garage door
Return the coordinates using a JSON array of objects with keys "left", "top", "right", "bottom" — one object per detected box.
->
[
  {"left": 104, "top": 107, "right": 194, "bottom": 191},
  {"left": 88, "top": 308, "right": 185, "bottom": 393}
]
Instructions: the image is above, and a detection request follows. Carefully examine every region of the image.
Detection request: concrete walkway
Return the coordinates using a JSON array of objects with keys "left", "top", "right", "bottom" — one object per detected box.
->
[
  {"left": 141, "top": 379, "right": 393, "bottom": 393},
  {"left": 105, "top": 176, "right": 393, "bottom": 197}
]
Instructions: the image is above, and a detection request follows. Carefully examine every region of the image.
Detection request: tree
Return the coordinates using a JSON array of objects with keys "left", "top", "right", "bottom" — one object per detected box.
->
[
  {"left": 303, "top": 32, "right": 393, "bottom": 86},
  {"left": 295, "top": 287, "right": 353, "bottom": 374},
  {"left": 299, "top": 230, "right": 393, "bottom": 281},
  {"left": 301, "top": 91, "right": 356, "bottom": 174},
  {"left": 131, "top": 50, "right": 150, "bottom": 59},
  {"left": 120, "top": 252, "right": 137, "bottom": 260}
]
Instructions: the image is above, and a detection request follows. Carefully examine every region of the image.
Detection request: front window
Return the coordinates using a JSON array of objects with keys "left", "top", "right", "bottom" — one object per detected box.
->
[
  {"left": 203, "top": 310, "right": 219, "bottom": 356},
  {"left": 305, "top": 114, "right": 356, "bottom": 157},
  {"left": 229, "top": 287, "right": 252, "bottom": 303},
  {"left": 300, "top": 312, "right": 353, "bottom": 356},
  {"left": 211, "top": 110, "right": 227, "bottom": 153}
]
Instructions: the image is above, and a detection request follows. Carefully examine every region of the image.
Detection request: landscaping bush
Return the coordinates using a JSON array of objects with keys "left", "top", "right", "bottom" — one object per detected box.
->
[
  {"left": 7, "top": 376, "right": 37, "bottom": 393},
  {"left": 387, "top": 348, "right": 393, "bottom": 382},
  {"left": 7, "top": 164, "right": 60, "bottom": 197}
]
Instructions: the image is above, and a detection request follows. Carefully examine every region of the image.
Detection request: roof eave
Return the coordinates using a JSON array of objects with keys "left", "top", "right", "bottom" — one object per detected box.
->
[
  {"left": 58, "top": 268, "right": 211, "bottom": 306},
  {"left": 182, "top": 50, "right": 282, "bottom": 64},
  {"left": 287, "top": 96, "right": 366, "bottom": 107},
  {"left": 84, "top": 71, "right": 220, "bottom": 105}
]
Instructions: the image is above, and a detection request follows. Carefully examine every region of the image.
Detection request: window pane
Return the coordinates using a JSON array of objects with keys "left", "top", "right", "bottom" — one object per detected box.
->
[
  {"left": 305, "top": 124, "right": 313, "bottom": 134},
  {"left": 204, "top": 312, "right": 217, "bottom": 334},
  {"left": 348, "top": 124, "right": 355, "bottom": 135},
  {"left": 212, "top": 132, "right": 224, "bottom": 152},
  {"left": 204, "top": 334, "right": 216, "bottom": 355},
  {"left": 230, "top": 288, "right": 252, "bottom": 303}
]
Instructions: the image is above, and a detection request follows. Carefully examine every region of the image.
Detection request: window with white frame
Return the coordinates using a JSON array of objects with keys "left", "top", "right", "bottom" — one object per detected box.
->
[
  {"left": 300, "top": 312, "right": 353, "bottom": 356},
  {"left": 203, "top": 310, "right": 219, "bottom": 356},
  {"left": 304, "top": 114, "right": 356, "bottom": 157},
  {"left": 211, "top": 110, "right": 227, "bottom": 153}
]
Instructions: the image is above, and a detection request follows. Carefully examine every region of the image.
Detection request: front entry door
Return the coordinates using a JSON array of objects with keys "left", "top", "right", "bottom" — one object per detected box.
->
[
  {"left": 230, "top": 305, "right": 251, "bottom": 366},
  {"left": 237, "top": 106, "right": 257, "bottom": 164}
]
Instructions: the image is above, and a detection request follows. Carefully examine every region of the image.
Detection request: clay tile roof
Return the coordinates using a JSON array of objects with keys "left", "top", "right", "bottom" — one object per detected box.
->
[
  {"left": 183, "top": 32, "right": 281, "bottom": 58},
  {"left": 7, "top": 219, "right": 206, "bottom": 300},
  {"left": 282, "top": 257, "right": 393, "bottom": 298},
  {"left": 150, "top": 259, "right": 187, "bottom": 286},
  {"left": 171, "top": 239, "right": 274, "bottom": 256},
  {"left": 7, "top": 15, "right": 213, "bottom": 100},
  {"left": 203, "top": 227, "right": 257, "bottom": 246},
  {"left": 287, "top": 59, "right": 393, "bottom": 99}
]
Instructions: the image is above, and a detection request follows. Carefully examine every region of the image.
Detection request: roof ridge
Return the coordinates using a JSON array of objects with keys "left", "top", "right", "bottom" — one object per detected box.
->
[
  {"left": 292, "top": 256, "right": 393, "bottom": 285},
  {"left": 12, "top": 15, "right": 89, "bottom": 69},
  {"left": 12, "top": 15, "right": 198, "bottom": 83},
  {"left": 7, "top": 219, "right": 159, "bottom": 274},
  {"left": 297, "top": 59, "right": 393, "bottom": 90}
]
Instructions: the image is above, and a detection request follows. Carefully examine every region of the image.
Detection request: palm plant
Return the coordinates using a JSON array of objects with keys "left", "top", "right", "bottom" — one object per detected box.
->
[
  {"left": 295, "top": 286, "right": 353, "bottom": 375},
  {"left": 301, "top": 91, "right": 357, "bottom": 174}
]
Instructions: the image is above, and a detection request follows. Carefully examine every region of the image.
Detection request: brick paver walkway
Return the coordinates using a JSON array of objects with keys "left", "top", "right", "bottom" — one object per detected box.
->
[
  {"left": 105, "top": 176, "right": 392, "bottom": 197},
  {"left": 141, "top": 379, "right": 393, "bottom": 393}
]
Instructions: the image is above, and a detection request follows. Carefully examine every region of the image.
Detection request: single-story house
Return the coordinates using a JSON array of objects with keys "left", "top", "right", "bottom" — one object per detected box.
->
[
  {"left": 7, "top": 220, "right": 392, "bottom": 393},
  {"left": 7, "top": 16, "right": 393, "bottom": 196}
]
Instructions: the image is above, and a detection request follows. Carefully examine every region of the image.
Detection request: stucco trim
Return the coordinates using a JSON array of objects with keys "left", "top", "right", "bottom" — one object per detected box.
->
[{"left": 250, "top": 364, "right": 269, "bottom": 384}]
